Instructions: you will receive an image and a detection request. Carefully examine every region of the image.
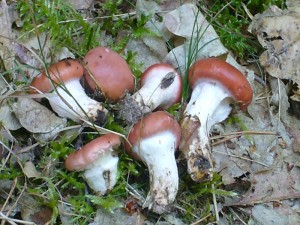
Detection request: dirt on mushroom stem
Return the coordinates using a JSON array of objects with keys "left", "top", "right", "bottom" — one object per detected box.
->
[
  {"left": 125, "top": 111, "right": 181, "bottom": 214},
  {"left": 119, "top": 64, "right": 182, "bottom": 125},
  {"left": 65, "top": 133, "right": 121, "bottom": 195},
  {"left": 180, "top": 58, "right": 253, "bottom": 182}
]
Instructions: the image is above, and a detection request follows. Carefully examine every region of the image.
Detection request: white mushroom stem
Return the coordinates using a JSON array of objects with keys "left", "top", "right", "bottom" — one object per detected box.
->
[
  {"left": 131, "top": 71, "right": 178, "bottom": 114},
  {"left": 82, "top": 149, "right": 119, "bottom": 195},
  {"left": 48, "top": 79, "right": 107, "bottom": 122},
  {"left": 132, "top": 131, "right": 178, "bottom": 214},
  {"left": 182, "top": 81, "right": 232, "bottom": 179},
  {"left": 185, "top": 81, "right": 232, "bottom": 139}
]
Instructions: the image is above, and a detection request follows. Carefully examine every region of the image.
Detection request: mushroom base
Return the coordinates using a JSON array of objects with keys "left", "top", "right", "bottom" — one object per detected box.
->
[
  {"left": 132, "top": 131, "right": 179, "bottom": 214},
  {"left": 118, "top": 93, "right": 146, "bottom": 124},
  {"left": 187, "top": 132, "right": 213, "bottom": 182},
  {"left": 181, "top": 81, "right": 233, "bottom": 182}
]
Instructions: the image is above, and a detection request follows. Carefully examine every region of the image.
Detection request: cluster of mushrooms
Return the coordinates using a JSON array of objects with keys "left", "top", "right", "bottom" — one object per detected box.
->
[{"left": 29, "top": 46, "right": 253, "bottom": 214}]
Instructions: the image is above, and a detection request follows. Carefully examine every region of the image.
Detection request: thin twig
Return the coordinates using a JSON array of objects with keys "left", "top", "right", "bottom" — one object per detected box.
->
[
  {"left": 173, "top": 204, "right": 199, "bottom": 219},
  {"left": 210, "top": 130, "right": 277, "bottom": 146},
  {"left": 211, "top": 183, "right": 219, "bottom": 222},
  {"left": 0, "top": 178, "right": 17, "bottom": 225},
  {"left": 16, "top": 143, "right": 40, "bottom": 154},
  {"left": 4, "top": 180, "right": 28, "bottom": 225},
  {"left": 210, "top": 130, "right": 277, "bottom": 140},
  {"left": 125, "top": 182, "right": 145, "bottom": 202},
  {"left": 213, "top": 149, "right": 270, "bottom": 167},
  {"left": 0, "top": 212, "right": 36, "bottom": 225},
  {"left": 0, "top": 178, "right": 16, "bottom": 212},
  {"left": 229, "top": 208, "right": 247, "bottom": 225},
  {"left": 190, "top": 213, "right": 212, "bottom": 225},
  {"left": 241, "top": 3, "right": 253, "bottom": 20}
]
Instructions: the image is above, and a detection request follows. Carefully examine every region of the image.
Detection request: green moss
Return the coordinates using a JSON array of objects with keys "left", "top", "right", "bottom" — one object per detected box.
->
[
  {"left": 205, "top": 0, "right": 284, "bottom": 60},
  {"left": 17, "top": 0, "right": 101, "bottom": 56},
  {"left": 0, "top": 160, "right": 23, "bottom": 179}
]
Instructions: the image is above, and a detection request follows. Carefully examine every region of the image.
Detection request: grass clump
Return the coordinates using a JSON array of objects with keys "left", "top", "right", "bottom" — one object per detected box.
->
[
  {"left": 17, "top": 0, "right": 151, "bottom": 58},
  {"left": 17, "top": 0, "right": 101, "bottom": 56},
  {"left": 177, "top": 172, "right": 236, "bottom": 224},
  {"left": 203, "top": 0, "right": 285, "bottom": 60}
]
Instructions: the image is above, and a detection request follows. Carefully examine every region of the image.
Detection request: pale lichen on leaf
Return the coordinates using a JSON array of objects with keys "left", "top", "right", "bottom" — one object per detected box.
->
[{"left": 249, "top": 5, "right": 300, "bottom": 88}]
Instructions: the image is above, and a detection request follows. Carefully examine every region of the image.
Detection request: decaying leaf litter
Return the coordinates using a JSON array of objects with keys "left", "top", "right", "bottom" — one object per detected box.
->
[{"left": 1, "top": 0, "right": 300, "bottom": 224}]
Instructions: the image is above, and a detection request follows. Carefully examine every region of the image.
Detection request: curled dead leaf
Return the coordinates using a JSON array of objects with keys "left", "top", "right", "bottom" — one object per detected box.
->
[
  {"left": 249, "top": 6, "right": 300, "bottom": 86},
  {"left": 0, "top": 102, "right": 22, "bottom": 130},
  {"left": 163, "top": 3, "right": 228, "bottom": 69},
  {"left": 23, "top": 161, "right": 41, "bottom": 178},
  {"left": 225, "top": 167, "right": 300, "bottom": 206},
  {"left": 12, "top": 97, "right": 67, "bottom": 141}
]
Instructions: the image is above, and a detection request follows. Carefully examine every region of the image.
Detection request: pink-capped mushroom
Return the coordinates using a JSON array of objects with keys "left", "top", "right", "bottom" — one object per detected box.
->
[
  {"left": 30, "top": 58, "right": 108, "bottom": 123},
  {"left": 83, "top": 46, "right": 135, "bottom": 102},
  {"left": 180, "top": 58, "right": 253, "bottom": 182},
  {"left": 125, "top": 111, "right": 181, "bottom": 214},
  {"left": 120, "top": 63, "right": 182, "bottom": 124},
  {"left": 65, "top": 133, "right": 121, "bottom": 195}
]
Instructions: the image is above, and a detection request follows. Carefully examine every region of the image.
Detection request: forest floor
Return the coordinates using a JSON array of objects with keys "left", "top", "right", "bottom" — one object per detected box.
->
[{"left": 0, "top": 0, "right": 300, "bottom": 225}]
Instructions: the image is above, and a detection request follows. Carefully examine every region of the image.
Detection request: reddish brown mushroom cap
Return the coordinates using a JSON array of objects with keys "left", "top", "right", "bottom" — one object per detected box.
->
[
  {"left": 83, "top": 47, "right": 135, "bottom": 102},
  {"left": 140, "top": 63, "right": 183, "bottom": 107},
  {"left": 65, "top": 133, "right": 121, "bottom": 171},
  {"left": 188, "top": 58, "right": 253, "bottom": 110},
  {"left": 125, "top": 111, "right": 181, "bottom": 160},
  {"left": 30, "top": 59, "right": 84, "bottom": 94}
]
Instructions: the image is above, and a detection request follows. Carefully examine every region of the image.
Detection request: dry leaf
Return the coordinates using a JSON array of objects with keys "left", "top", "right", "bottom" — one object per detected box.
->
[
  {"left": 23, "top": 161, "right": 41, "bottom": 178},
  {"left": 163, "top": 3, "right": 228, "bottom": 69},
  {"left": 19, "top": 192, "right": 52, "bottom": 225},
  {"left": 18, "top": 33, "right": 51, "bottom": 75},
  {"left": 251, "top": 203, "right": 300, "bottom": 225},
  {"left": 0, "top": 101, "right": 22, "bottom": 130},
  {"left": 213, "top": 90, "right": 291, "bottom": 184},
  {"left": 136, "top": 0, "right": 160, "bottom": 19},
  {"left": 125, "top": 2, "right": 169, "bottom": 71},
  {"left": 284, "top": 115, "right": 300, "bottom": 153},
  {"left": 213, "top": 143, "right": 252, "bottom": 185},
  {"left": 126, "top": 39, "right": 162, "bottom": 71},
  {"left": 0, "top": 0, "right": 17, "bottom": 71},
  {"left": 57, "top": 202, "right": 74, "bottom": 225},
  {"left": 162, "top": 214, "right": 187, "bottom": 225},
  {"left": 226, "top": 167, "right": 300, "bottom": 206},
  {"left": 12, "top": 97, "right": 67, "bottom": 141},
  {"left": 286, "top": 0, "right": 300, "bottom": 8},
  {"left": 66, "top": 0, "right": 93, "bottom": 10},
  {"left": 89, "top": 208, "right": 146, "bottom": 225},
  {"left": 142, "top": 21, "right": 168, "bottom": 60},
  {"left": 157, "top": 0, "right": 195, "bottom": 12},
  {"left": 268, "top": 77, "right": 290, "bottom": 121},
  {"left": 248, "top": 6, "right": 300, "bottom": 86}
]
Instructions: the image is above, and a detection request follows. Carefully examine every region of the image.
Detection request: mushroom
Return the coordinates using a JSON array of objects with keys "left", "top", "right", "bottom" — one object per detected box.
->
[
  {"left": 125, "top": 111, "right": 181, "bottom": 214},
  {"left": 83, "top": 46, "right": 135, "bottom": 102},
  {"left": 180, "top": 58, "right": 253, "bottom": 182},
  {"left": 30, "top": 58, "right": 108, "bottom": 123},
  {"left": 65, "top": 133, "right": 121, "bottom": 195},
  {"left": 119, "top": 63, "right": 182, "bottom": 124}
]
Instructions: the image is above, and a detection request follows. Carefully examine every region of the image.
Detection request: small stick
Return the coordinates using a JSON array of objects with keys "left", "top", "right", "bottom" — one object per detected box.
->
[
  {"left": 213, "top": 149, "right": 270, "bottom": 167},
  {"left": 190, "top": 213, "right": 212, "bottom": 225},
  {"left": 0, "top": 212, "right": 36, "bottom": 225}
]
